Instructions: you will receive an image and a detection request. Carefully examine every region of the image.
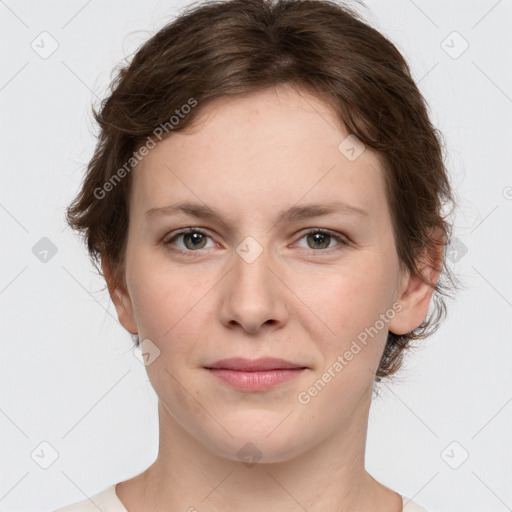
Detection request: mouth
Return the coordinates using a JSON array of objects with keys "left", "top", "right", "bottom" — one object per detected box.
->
[
  {"left": 204, "top": 357, "right": 308, "bottom": 391},
  {"left": 204, "top": 357, "right": 307, "bottom": 371}
]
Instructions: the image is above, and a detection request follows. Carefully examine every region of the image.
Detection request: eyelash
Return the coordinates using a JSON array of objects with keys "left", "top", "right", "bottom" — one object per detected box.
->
[{"left": 163, "top": 227, "right": 347, "bottom": 257}]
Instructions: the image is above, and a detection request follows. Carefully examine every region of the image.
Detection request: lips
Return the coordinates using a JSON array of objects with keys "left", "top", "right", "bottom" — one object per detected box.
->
[
  {"left": 205, "top": 357, "right": 307, "bottom": 371},
  {"left": 205, "top": 357, "right": 307, "bottom": 391}
]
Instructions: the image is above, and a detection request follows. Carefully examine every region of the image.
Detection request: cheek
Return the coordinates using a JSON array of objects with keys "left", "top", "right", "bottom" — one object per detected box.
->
[
  {"left": 297, "top": 258, "right": 395, "bottom": 374},
  {"left": 128, "top": 260, "right": 214, "bottom": 354},
  {"left": 130, "top": 277, "right": 173, "bottom": 335},
  {"left": 302, "top": 260, "right": 392, "bottom": 330}
]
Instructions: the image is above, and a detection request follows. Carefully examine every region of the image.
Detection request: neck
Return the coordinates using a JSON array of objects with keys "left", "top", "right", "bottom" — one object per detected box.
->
[{"left": 116, "top": 397, "right": 403, "bottom": 512}]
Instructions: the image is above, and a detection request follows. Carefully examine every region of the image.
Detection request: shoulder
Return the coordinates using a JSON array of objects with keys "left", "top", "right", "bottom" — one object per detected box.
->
[
  {"left": 51, "top": 484, "right": 127, "bottom": 512},
  {"left": 402, "top": 495, "right": 430, "bottom": 512}
]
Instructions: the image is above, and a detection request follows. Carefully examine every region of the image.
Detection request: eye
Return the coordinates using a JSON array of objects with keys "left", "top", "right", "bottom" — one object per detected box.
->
[
  {"left": 294, "top": 228, "right": 347, "bottom": 251},
  {"left": 163, "top": 227, "right": 347, "bottom": 257},
  {"left": 164, "top": 227, "right": 216, "bottom": 254}
]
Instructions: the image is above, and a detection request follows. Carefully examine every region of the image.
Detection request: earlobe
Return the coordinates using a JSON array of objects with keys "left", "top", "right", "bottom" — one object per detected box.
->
[{"left": 101, "top": 256, "right": 138, "bottom": 335}]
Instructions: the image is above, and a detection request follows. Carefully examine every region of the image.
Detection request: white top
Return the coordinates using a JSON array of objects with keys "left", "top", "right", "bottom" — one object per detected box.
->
[{"left": 52, "top": 483, "right": 430, "bottom": 511}]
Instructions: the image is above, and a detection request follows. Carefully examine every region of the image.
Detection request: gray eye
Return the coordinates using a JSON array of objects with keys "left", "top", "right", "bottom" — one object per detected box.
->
[{"left": 296, "top": 230, "right": 344, "bottom": 250}]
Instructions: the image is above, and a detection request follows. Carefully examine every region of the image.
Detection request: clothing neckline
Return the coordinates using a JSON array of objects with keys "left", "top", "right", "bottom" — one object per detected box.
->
[{"left": 106, "top": 484, "right": 420, "bottom": 511}]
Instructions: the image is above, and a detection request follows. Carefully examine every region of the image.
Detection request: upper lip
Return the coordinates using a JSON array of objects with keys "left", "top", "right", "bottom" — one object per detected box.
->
[{"left": 205, "top": 357, "right": 307, "bottom": 371}]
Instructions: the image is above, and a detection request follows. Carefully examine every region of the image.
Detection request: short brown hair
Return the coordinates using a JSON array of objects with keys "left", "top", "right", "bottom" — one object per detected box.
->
[{"left": 66, "top": 0, "right": 458, "bottom": 382}]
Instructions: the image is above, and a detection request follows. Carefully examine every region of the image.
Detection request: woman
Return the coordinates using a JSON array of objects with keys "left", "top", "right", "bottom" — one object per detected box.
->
[{"left": 55, "top": 0, "right": 456, "bottom": 510}]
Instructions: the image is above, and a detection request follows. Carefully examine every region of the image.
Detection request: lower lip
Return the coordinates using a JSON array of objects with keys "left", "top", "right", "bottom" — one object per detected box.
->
[{"left": 207, "top": 368, "right": 306, "bottom": 391}]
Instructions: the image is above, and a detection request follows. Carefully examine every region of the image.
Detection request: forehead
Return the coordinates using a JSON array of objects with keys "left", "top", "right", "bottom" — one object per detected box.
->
[{"left": 130, "top": 85, "right": 388, "bottom": 224}]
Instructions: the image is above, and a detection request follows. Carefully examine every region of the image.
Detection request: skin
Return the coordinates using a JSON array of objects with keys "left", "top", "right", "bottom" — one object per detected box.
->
[{"left": 102, "top": 83, "right": 441, "bottom": 512}]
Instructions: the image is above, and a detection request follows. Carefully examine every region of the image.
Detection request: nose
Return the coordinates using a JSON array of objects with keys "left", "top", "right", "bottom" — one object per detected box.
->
[{"left": 219, "top": 240, "right": 289, "bottom": 335}]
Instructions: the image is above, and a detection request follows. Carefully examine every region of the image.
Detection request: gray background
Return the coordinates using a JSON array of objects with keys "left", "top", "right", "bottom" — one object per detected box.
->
[{"left": 1, "top": 0, "right": 511, "bottom": 511}]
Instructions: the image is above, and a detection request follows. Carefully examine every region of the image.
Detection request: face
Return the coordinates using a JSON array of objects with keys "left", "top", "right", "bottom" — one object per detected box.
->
[{"left": 106, "top": 84, "right": 433, "bottom": 463}]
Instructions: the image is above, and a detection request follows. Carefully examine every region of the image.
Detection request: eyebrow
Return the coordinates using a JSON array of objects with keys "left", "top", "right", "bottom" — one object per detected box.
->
[{"left": 145, "top": 200, "right": 369, "bottom": 226}]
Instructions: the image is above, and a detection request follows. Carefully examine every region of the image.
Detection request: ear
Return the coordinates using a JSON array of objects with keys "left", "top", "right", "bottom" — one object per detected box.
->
[
  {"left": 101, "top": 256, "right": 138, "bottom": 335},
  {"left": 388, "top": 227, "right": 444, "bottom": 336}
]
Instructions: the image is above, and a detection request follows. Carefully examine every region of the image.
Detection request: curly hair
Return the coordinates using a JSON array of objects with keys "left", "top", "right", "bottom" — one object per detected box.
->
[{"left": 65, "top": 0, "right": 458, "bottom": 382}]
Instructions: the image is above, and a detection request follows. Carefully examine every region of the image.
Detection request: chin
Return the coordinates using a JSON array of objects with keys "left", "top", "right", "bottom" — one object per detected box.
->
[{"left": 198, "top": 422, "right": 312, "bottom": 465}]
